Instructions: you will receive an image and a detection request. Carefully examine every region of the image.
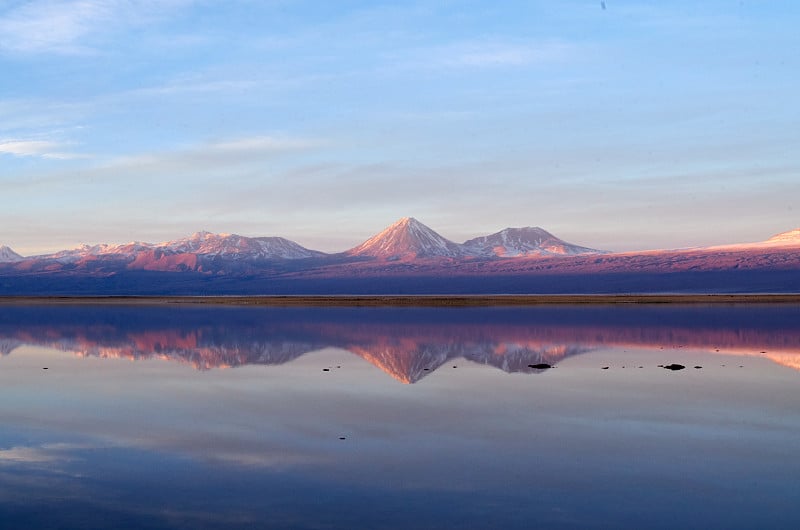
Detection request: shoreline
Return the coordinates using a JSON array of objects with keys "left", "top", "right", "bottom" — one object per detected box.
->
[{"left": 1, "top": 294, "right": 800, "bottom": 306}]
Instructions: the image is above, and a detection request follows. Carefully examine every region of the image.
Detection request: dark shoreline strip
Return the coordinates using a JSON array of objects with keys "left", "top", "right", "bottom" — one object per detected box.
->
[{"left": 1, "top": 294, "right": 799, "bottom": 306}]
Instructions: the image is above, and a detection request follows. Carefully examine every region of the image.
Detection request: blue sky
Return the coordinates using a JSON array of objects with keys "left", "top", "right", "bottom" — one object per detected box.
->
[{"left": 1, "top": 0, "right": 798, "bottom": 255}]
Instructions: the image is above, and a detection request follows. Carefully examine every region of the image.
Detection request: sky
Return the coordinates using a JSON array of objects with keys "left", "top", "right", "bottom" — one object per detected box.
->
[{"left": 1, "top": 0, "right": 798, "bottom": 255}]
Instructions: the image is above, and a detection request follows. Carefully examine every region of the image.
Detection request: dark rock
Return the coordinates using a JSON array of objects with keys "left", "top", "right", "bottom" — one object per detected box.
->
[
  {"left": 662, "top": 364, "right": 685, "bottom": 371},
  {"left": 528, "top": 363, "right": 552, "bottom": 370}
]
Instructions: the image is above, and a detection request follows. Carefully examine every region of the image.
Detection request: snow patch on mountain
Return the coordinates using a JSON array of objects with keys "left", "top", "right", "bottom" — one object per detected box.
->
[
  {"left": 463, "top": 227, "right": 603, "bottom": 257},
  {"left": 48, "top": 242, "right": 153, "bottom": 263},
  {"left": 38, "top": 232, "right": 326, "bottom": 263},
  {"left": 162, "top": 231, "right": 326, "bottom": 259},
  {"left": 346, "top": 217, "right": 466, "bottom": 260},
  {"left": 0, "top": 245, "right": 24, "bottom": 263},
  {"left": 766, "top": 228, "right": 800, "bottom": 245},
  {"left": 704, "top": 228, "right": 800, "bottom": 251}
]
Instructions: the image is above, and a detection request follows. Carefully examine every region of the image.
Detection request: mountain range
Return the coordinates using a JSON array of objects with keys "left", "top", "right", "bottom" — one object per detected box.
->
[
  {"left": 1, "top": 217, "right": 799, "bottom": 294},
  {"left": 0, "top": 217, "right": 601, "bottom": 266}
]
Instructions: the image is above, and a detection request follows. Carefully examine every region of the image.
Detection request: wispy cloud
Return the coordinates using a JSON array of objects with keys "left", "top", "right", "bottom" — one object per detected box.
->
[
  {"left": 0, "top": 138, "right": 88, "bottom": 159},
  {"left": 0, "top": 0, "right": 192, "bottom": 55},
  {"left": 129, "top": 78, "right": 260, "bottom": 97},
  {"left": 0, "top": 133, "right": 322, "bottom": 194},
  {"left": 209, "top": 136, "right": 316, "bottom": 153},
  {"left": 0, "top": 0, "right": 117, "bottom": 54},
  {"left": 609, "top": 3, "right": 745, "bottom": 34},
  {"left": 108, "top": 134, "right": 322, "bottom": 173},
  {"left": 393, "top": 39, "right": 578, "bottom": 72},
  {"left": 0, "top": 97, "right": 91, "bottom": 138},
  {"left": 442, "top": 40, "right": 575, "bottom": 68}
]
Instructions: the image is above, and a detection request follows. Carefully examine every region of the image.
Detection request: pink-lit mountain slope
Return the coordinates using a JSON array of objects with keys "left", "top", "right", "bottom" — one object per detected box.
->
[
  {"left": 157, "top": 231, "right": 326, "bottom": 259},
  {"left": 279, "top": 226, "right": 800, "bottom": 279},
  {"left": 6, "top": 232, "right": 327, "bottom": 273},
  {"left": 0, "top": 246, "right": 23, "bottom": 263},
  {"left": 2, "top": 223, "right": 798, "bottom": 282},
  {"left": 44, "top": 232, "right": 326, "bottom": 263},
  {"left": 344, "top": 219, "right": 604, "bottom": 261},
  {"left": 124, "top": 232, "right": 327, "bottom": 272},
  {"left": 463, "top": 227, "right": 602, "bottom": 257},
  {"left": 48, "top": 242, "right": 155, "bottom": 263},
  {"left": 462, "top": 227, "right": 800, "bottom": 276},
  {"left": 730, "top": 228, "right": 800, "bottom": 248},
  {"left": 765, "top": 228, "right": 800, "bottom": 244},
  {"left": 345, "top": 217, "right": 467, "bottom": 260}
]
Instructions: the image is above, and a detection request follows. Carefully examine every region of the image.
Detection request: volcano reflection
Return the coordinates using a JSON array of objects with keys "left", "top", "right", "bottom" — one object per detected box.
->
[{"left": 1, "top": 304, "right": 799, "bottom": 381}]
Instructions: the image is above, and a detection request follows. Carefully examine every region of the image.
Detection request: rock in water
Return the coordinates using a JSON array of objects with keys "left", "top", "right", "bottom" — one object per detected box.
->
[{"left": 662, "top": 364, "right": 685, "bottom": 371}]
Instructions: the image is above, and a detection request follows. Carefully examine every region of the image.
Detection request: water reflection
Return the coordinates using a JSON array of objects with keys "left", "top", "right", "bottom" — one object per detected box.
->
[
  {"left": 1, "top": 304, "right": 799, "bottom": 380},
  {"left": 1, "top": 304, "right": 800, "bottom": 529}
]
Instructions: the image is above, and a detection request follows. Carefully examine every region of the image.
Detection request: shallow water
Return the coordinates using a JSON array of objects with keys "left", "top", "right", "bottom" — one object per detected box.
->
[{"left": 1, "top": 304, "right": 799, "bottom": 529}]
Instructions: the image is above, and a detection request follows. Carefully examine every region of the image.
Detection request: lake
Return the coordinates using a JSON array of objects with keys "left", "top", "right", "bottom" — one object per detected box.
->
[{"left": 1, "top": 303, "right": 799, "bottom": 529}]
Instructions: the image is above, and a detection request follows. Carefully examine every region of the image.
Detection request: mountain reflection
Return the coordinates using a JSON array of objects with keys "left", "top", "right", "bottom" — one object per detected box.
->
[{"left": 1, "top": 304, "right": 799, "bottom": 381}]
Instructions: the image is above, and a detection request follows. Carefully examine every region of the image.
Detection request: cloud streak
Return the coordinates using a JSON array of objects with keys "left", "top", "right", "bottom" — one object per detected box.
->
[
  {"left": 106, "top": 135, "right": 323, "bottom": 175},
  {"left": 441, "top": 40, "right": 576, "bottom": 68},
  {"left": 379, "top": 38, "right": 579, "bottom": 75},
  {"left": 0, "top": 133, "right": 322, "bottom": 196},
  {"left": 0, "top": 0, "right": 192, "bottom": 55},
  {"left": 0, "top": 138, "right": 88, "bottom": 159},
  {"left": 0, "top": 0, "right": 118, "bottom": 54}
]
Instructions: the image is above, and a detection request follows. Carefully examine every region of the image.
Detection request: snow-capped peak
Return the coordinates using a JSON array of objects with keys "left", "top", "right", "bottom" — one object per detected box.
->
[
  {"left": 766, "top": 228, "right": 800, "bottom": 245},
  {"left": 45, "top": 241, "right": 154, "bottom": 262},
  {"left": 463, "top": 226, "right": 603, "bottom": 257},
  {"left": 346, "top": 217, "right": 466, "bottom": 259},
  {"left": 0, "top": 245, "right": 24, "bottom": 263},
  {"left": 160, "top": 232, "right": 325, "bottom": 259},
  {"left": 30, "top": 231, "right": 326, "bottom": 263}
]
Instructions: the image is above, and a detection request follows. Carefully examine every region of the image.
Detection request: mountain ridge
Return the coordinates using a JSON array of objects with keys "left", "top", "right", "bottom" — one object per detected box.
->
[
  {"left": 0, "top": 246, "right": 23, "bottom": 263},
  {"left": 5, "top": 217, "right": 607, "bottom": 265},
  {"left": 1, "top": 220, "right": 799, "bottom": 294},
  {"left": 8, "top": 220, "right": 799, "bottom": 263}
]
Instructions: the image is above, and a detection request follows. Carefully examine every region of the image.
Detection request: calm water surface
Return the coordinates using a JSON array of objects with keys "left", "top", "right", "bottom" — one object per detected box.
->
[{"left": 0, "top": 304, "right": 799, "bottom": 529}]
